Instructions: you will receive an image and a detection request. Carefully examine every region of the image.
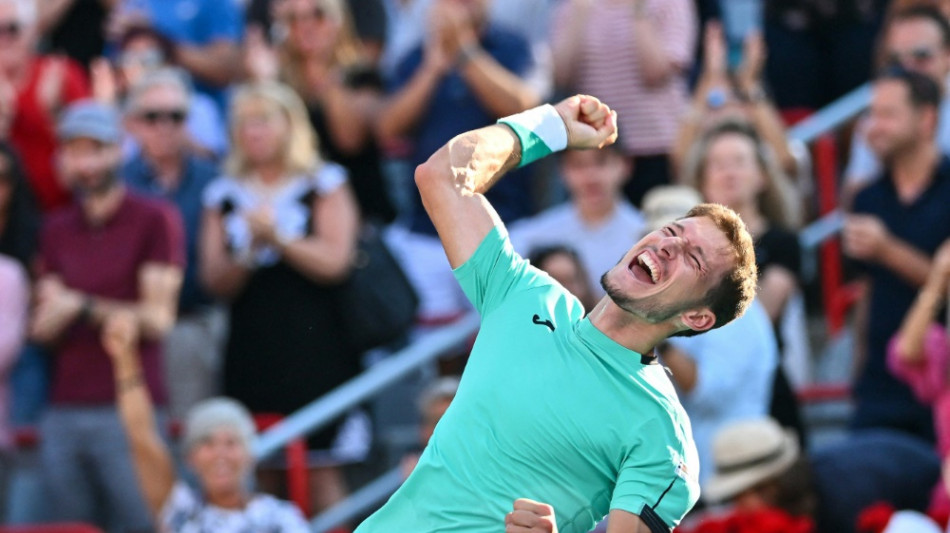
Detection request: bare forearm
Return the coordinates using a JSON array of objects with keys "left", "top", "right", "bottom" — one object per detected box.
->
[
  {"left": 632, "top": 17, "right": 675, "bottom": 87},
  {"left": 745, "top": 97, "right": 797, "bottom": 175},
  {"left": 175, "top": 42, "right": 241, "bottom": 87},
  {"left": 895, "top": 284, "right": 945, "bottom": 362},
  {"left": 376, "top": 66, "right": 443, "bottom": 141},
  {"left": 200, "top": 254, "right": 252, "bottom": 301},
  {"left": 879, "top": 239, "right": 933, "bottom": 288},
  {"left": 460, "top": 52, "right": 540, "bottom": 118},
  {"left": 112, "top": 352, "right": 175, "bottom": 516},
  {"left": 279, "top": 239, "right": 353, "bottom": 284},
  {"left": 86, "top": 297, "right": 176, "bottom": 339}
]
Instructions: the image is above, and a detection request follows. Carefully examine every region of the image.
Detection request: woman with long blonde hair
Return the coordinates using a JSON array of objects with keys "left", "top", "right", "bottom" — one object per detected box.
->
[
  {"left": 200, "top": 81, "right": 365, "bottom": 514},
  {"left": 245, "top": 0, "right": 394, "bottom": 223}
]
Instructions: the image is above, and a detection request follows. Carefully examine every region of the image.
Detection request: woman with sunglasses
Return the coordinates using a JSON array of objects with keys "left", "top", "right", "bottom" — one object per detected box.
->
[
  {"left": 245, "top": 0, "right": 395, "bottom": 224},
  {"left": 200, "top": 81, "right": 365, "bottom": 515}
]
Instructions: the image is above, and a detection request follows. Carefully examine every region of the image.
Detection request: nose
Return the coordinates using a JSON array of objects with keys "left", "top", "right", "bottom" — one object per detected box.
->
[{"left": 658, "top": 236, "right": 683, "bottom": 260}]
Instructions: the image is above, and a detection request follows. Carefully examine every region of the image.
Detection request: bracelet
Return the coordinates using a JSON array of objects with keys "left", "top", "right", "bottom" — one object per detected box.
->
[
  {"left": 497, "top": 104, "right": 569, "bottom": 168},
  {"left": 117, "top": 373, "right": 145, "bottom": 394}
]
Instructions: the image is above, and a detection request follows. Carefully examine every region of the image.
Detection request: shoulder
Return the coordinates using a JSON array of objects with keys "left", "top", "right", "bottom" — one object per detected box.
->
[
  {"left": 483, "top": 24, "right": 530, "bottom": 53},
  {"left": 186, "top": 155, "right": 220, "bottom": 182},
  {"left": 202, "top": 175, "right": 244, "bottom": 207},
  {"left": 160, "top": 482, "right": 201, "bottom": 521},
  {"left": 313, "top": 162, "right": 348, "bottom": 195},
  {"left": 0, "top": 254, "right": 27, "bottom": 287},
  {"left": 852, "top": 176, "right": 888, "bottom": 209}
]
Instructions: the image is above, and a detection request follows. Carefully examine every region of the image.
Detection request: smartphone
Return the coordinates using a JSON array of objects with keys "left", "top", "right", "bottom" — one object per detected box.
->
[{"left": 721, "top": 0, "right": 763, "bottom": 70}]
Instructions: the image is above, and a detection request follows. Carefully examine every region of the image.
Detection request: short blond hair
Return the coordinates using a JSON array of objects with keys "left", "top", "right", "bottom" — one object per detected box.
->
[{"left": 225, "top": 81, "right": 321, "bottom": 178}]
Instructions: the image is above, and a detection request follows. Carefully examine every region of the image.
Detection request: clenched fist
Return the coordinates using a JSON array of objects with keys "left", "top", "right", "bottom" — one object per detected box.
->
[
  {"left": 505, "top": 498, "right": 558, "bottom": 533},
  {"left": 553, "top": 95, "right": 619, "bottom": 151}
]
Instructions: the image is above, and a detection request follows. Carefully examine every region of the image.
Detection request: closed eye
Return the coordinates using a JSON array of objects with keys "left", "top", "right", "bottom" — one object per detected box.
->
[{"left": 665, "top": 226, "right": 702, "bottom": 270}]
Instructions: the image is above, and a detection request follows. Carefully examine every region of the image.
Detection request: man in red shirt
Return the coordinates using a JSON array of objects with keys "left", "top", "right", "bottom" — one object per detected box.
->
[
  {"left": 0, "top": 0, "right": 89, "bottom": 211},
  {"left": 31, "top": 100, "right": 184, "bottom": 531}
]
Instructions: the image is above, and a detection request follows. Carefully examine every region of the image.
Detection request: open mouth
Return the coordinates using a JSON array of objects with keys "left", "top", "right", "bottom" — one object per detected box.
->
[{"left": 629, "top": 252, "right": 659, "bottom": 284}]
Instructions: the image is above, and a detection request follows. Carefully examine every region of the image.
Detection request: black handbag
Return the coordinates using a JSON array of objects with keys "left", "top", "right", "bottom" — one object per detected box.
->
[{"left": 339, "top": 224, "right": 419, "bottom": 353}]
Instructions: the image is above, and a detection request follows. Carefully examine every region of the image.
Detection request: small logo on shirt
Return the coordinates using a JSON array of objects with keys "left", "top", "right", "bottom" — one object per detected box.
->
[
  {"left": 532, "top": 314, "right": 555, "bottom": 332},
  {"left": 675, "top": 461, "right": 690, "bottom": 481}
]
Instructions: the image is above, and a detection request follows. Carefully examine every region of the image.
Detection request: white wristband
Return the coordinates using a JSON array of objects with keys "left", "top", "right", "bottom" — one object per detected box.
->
[{"left": 497, "top": 104, "right": 569, "bottom": 167}]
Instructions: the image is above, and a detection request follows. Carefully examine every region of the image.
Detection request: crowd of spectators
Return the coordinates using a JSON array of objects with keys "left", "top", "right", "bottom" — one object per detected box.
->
[{"left": 0, "top": 0, "right": 948, "bottom": 532}]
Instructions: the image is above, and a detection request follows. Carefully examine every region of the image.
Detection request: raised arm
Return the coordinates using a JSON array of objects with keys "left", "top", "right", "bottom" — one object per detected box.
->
[
  {"left": 415, "top": 95, "right": 618, "bottom": 268},
  {"left": 893, "top": 239, "right": 950, "bottom": 362},
  {"left": 102, "top": 310, "right": 176, "bottom": 518}
]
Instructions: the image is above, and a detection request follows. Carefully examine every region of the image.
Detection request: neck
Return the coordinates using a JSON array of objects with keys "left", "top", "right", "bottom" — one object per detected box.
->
[
  {"left": 254, "top": 162, "right": 286, "bottom": 185},
  {"left": 891, "top": 141, "right": 938, "bottom": 196},
  {"left": 81, "top": 183, "right": 125, "bottom": 226},
  {"left": 576, "top": 199, "right": 615, "bottom": 225},
  {"left": 587, "top": 297, "right": 677, "bottom": 355},
  {"left": 148, "top": 152, "right": 185, "bottom": 191}
]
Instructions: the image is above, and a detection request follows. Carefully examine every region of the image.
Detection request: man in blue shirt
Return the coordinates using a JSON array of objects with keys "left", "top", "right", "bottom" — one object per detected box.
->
[
  {"left": 378, "top": 0, "right": 540, "bottom": 323},
  {"left": 122, "top": 68, "right": 223, "bottom": 419},
  {"left": 844, "top": 68, "right": 950, "bottom": 442}
]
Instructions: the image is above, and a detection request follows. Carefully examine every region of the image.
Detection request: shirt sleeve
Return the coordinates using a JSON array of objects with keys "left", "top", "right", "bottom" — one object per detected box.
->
[
  {"left": 196, "top": 0, "right": 244, "bottom": 43},
  {"left": 144, "top": 200, "right": 187, "bottom": 269},
  {"left": 62, "top": 58, "right": 91, "bottom": 103},
  {"left": 653, "top": 0, "right": 698, "bottom": 68},
  {"left": 452, "top": 226, "right": 558, "bottom": 316},
  {"left": 610, "top": 419, "right": 700, "bottom": 531}
]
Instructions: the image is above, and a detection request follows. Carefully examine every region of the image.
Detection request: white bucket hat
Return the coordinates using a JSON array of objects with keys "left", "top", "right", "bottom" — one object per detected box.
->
[{"left": 703, "top": 418, "right": 800, "bottom": 503}]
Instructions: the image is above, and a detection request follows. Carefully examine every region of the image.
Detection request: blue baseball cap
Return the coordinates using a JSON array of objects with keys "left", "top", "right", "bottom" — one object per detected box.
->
[{"left": 57, "top": 100, "right": 122, "bottom": 144}]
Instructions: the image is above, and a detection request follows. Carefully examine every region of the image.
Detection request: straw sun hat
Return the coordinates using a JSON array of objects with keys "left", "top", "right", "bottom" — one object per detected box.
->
[{"left": 703, "top": 418, "right": 800, "bottom": 503}]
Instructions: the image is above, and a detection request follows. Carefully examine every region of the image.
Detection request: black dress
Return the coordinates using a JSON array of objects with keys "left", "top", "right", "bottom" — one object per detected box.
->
[{"left": 205, "top": 167, "right": 364, "bottom": 453}]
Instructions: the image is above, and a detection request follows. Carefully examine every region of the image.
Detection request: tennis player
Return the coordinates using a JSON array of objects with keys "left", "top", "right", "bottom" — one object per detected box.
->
[{"left": 356, "top": 95, "right": 758, "bottom": 533}]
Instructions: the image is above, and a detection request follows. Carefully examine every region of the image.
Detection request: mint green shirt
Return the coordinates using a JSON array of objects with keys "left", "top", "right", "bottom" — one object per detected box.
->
[{"left": 356, "top": 227, "right": 699, "bottom": 533}]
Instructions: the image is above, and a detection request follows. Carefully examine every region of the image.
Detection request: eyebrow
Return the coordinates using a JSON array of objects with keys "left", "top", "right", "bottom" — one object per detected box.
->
[{"left": 673, "top": 222, "right": 707, "bottom": 269}]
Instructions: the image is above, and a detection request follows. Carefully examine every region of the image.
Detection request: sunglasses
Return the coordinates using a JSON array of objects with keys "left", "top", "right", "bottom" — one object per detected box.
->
[
  {"left": 888, "top": 47, "right": 937, "bottom": 65},
  {"left": 0, "top": 21, "right": 21, "bottom": 39},
  {"left": 139, "top": 109, "right": 187, "bottom": 125},
  {"left": 283, "top": 7, "right": 327, "bottom": 25}
]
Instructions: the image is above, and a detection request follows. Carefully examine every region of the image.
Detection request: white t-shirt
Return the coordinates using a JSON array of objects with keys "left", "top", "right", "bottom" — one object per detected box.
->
[
  {"left": 668, "top": 299, "right": 778, "bottom": 489},
  {"left": 159, "top": 482, "right": 310, "bottom": 533},
  {"left": 508, "top": 201, "right": 646, "bottom": 297}
]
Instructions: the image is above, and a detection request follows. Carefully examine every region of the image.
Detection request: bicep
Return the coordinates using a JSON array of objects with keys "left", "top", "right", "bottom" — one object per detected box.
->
[
  {"left": 312, "top": 184, "right": 359, "bottom": 257},
  {"left": 138, "top": 263, "right": 183, "bottom": 309},
  {"left": 414, "top": 128, "right": 512, "bottom": 268}
]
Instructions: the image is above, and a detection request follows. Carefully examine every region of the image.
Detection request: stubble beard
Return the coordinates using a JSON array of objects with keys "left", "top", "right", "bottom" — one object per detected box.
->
[{"left": 599, "top": 270, "right": 688, "bottom": 324}]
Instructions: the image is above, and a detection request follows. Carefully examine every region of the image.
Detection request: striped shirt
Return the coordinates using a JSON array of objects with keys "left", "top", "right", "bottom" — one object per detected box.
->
[{"left": 552, "top": 0, "right": 697, "bottom": 155}]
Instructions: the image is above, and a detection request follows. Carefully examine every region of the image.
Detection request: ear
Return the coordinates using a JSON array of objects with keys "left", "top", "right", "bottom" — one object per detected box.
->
[{"left": 679, "top": 307, "right": 716, "bottom": 334}]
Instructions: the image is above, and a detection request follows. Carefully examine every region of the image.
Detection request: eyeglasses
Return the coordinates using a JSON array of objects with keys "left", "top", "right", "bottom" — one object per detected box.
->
[
  {"left": 282, "top": 7, "right": 327, "bottom": 25},
  {"left": 0, "top": 21, "right": 21, "bottom": 39},
  {"left": 138, "top": 109, "right": 187, "bottom": 125},
  {"left": 888, "top": 47, "right": 937, "bottom": 66},
  {"left": 119, "top": 48, "right": 165, "bottom": 69}
]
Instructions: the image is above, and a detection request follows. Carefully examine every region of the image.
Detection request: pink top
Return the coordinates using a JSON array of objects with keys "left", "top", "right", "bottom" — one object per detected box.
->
[
  {"left": 0, "top": 255, "right": 29, "bottom": 450},
  {"left": 887, "top": 324, "right": 950, "bottom": 516},
  {"left": 551, "top": 0, "right": 697, "bottom": 155}
]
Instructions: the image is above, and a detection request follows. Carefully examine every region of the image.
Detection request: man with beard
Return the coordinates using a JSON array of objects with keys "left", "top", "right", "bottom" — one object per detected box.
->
[
  {"left": 356, "top": 95, "right": 758, "bottom": 533},
  {"left": 844, "top": 68, "right": 950, "bottom": 442},
  {"left": 30, "top": 100, "right": 184, "bottom": 531}
]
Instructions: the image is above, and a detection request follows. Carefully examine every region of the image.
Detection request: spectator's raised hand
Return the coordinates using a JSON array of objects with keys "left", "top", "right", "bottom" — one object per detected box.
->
[
  {"left": 101, "top": 310, "right": 141, "bottom": 362},
  {"left": 504, "top": 498, "right": 558, "bottom": 533},
  {"left": 36, "top": 56, "right": 67, "bottom": 116},
  {"left": 843, "top": 214, "right": 891, "bottom": 262},
  {"left": 91, "top": 57, "right": 118, "bottom": 105},
  {"left": 554, "top": 95, "right": 618, "bottom": 150},
  {"left": 0, "top": 70, "right": 15, "bottom": 140},
  {"left": 244, "top": 26, "right": 279, "bottom": 82},
  {"left": 703, "top": 21, "right": 727, "bottom": 77},
  {"left": 738, "top": 30, "right": 767, "bottom": 90}
]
